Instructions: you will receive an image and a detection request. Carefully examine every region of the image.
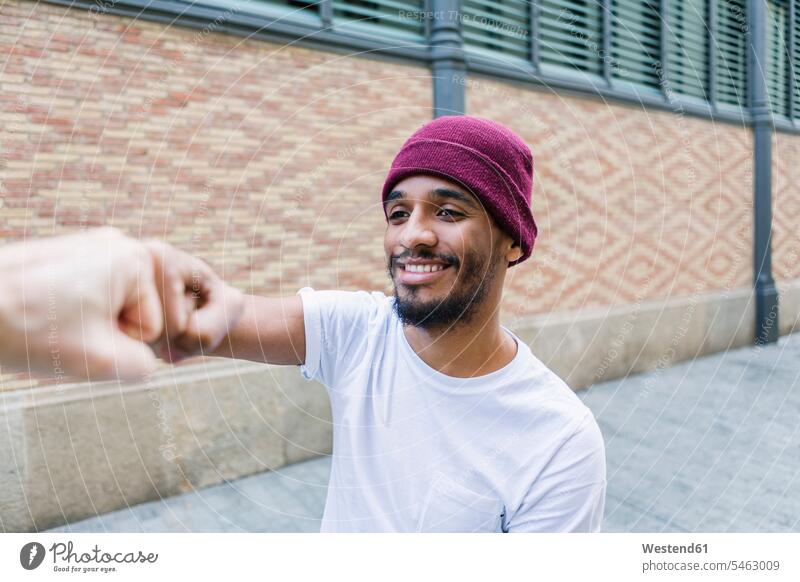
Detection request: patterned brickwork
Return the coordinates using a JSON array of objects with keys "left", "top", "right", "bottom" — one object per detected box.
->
[
  {"left": 466, "top": 76, "right": 754, "bottom": 317},
  {"left": 772, "top": 132, "right": 800, "bottom": 282},
  {"left": 0, "top": 1, "right": 764, "bottom": 392},
  {"left": 0, "top": 0, "right": 430, "bottom": 389},
  {"left": 0, "top": 0, "right": 431, "bottom": 292}
]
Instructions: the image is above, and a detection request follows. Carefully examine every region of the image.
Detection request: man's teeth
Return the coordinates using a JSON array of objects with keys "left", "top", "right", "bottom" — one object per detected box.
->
[{"left": 405, "top": 264, "right": 446, "bottom": 273}]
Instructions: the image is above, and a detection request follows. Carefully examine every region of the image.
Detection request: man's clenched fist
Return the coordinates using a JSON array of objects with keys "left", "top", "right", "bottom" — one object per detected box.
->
[{"left": 0, "top": 228, "right": 244, "bottom": 381}]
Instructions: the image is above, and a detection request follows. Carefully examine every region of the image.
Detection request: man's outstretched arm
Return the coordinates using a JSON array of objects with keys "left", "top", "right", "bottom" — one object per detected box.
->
[{"left": 207, "top": 294, "right": 306, "bottom": 366}]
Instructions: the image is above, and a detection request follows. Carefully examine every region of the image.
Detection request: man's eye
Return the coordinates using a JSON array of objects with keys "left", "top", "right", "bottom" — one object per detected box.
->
[{"left": 388, "top": 209, "right": 462, "bottom": 220}]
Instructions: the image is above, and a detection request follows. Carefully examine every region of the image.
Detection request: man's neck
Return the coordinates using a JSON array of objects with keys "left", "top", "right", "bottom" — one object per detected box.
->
[{"left": 403, "top": 308, "right": 518, "bottom": 379}]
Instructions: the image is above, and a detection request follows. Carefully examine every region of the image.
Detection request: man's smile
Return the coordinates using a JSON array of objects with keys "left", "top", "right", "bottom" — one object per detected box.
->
[
  {"left": 393, "top": 257, "right": 454, "bottom": 286},
  {"left": 395, "top": 263, "right": 453, "bottom": 285}
]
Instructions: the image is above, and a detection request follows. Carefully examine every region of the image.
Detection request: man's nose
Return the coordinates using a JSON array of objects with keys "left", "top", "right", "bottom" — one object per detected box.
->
[{"left": 399, "top": 208, "right": 438, "bottom": 249}]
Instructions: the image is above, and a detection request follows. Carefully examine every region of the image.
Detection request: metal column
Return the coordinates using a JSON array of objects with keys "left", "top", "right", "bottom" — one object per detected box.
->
[
  {"left": 748, "top": 0, "right": 779, "bottom": 344},
  {"left": 429, "top": 0, "right": 465, "bottom": 117}
]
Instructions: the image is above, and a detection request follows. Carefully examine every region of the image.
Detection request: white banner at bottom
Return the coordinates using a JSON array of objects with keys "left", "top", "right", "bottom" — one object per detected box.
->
[{"left": 1, "top": 533, "right": 798, "bottom": 581}]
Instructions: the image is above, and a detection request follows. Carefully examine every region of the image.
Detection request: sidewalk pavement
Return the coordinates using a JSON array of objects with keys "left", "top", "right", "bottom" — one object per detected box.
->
[{"left": 49, "top": 332, "right": 800, "bottom": 533}]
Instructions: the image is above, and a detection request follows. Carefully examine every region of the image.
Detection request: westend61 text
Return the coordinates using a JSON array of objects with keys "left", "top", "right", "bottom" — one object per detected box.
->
[{"left": 642, "top": 543, "right": 708, "bottom": 554}]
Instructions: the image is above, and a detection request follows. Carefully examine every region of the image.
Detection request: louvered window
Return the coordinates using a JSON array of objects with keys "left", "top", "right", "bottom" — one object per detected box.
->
[
  {"left": 462, "top": 0, "right": 532, "bottom": 62},
  {"left": 332, "top": 0, "right": 426, "bottom": 38},
  {"left": 539, "top": 0, "right": 604, "bottom": 75},
  {"left": 715, "top": 0, "right": 748, "bottom": 107},
  {"left": 261, "top": 0, "right": 319, "bottom": 12},
  {"left": 611, "top": 0, "right": 661, "bottom": 87},
  {"left": 667, "top": 0, "right": 709, "bottom": 99},
  {"left": 793, "top": 3, "right": 800, "bottom": 115},
  {"left": 765, "top": 0, "right": 791, "bottom": 116},
  {"left": 231, "top": 0, "right": 320, "bottom": 23},
  {"left": 244, "top": 1, "right": 759, "bottom": 114}
]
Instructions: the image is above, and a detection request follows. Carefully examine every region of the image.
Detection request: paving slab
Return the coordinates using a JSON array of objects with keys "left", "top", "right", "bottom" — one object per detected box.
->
[{"left": 49, "top": 333, "right": 800, "bottom": 532}]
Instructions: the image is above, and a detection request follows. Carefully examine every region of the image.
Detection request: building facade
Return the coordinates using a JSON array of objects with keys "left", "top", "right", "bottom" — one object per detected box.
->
[{"left": 1, "top": 0, "right": 798, "bottom": 531}]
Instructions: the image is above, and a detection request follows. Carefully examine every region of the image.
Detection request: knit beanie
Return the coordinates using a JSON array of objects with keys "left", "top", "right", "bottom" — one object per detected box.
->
[{"left": 381, "top": 115, "right": 537, "bottom": 267}]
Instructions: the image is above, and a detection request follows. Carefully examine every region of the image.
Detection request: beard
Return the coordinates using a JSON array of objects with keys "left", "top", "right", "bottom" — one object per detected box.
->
[{"left": 388, "top": 246, "right": 499, "bottom": 330}]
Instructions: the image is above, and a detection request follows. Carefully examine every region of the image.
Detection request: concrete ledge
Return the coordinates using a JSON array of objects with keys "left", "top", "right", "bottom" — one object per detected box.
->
[
  {"left": 514, "top": 281, "right": 799, "bottom": 390},
  {"left": 0, "top": 361, "right": 330, "bottom": 532},
  {"left": 517, "top": 287, "right": 755, "bottom": 389},
  {"left": 3, "top": 282, "right": 799, "bottom": 532},
  {"left": 778, "top": 278, "right": 800, "bottom": 336}
]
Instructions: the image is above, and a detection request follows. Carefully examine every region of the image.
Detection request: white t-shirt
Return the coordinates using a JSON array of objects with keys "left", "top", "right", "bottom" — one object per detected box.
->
[{"left": 298, "top": 287, "right": 607, "bottom": 532}]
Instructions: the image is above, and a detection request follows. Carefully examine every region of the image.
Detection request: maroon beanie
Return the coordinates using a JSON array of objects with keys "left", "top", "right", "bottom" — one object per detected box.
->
[{"left": 381, "top": 115, "right": 537, "bottom": 267}]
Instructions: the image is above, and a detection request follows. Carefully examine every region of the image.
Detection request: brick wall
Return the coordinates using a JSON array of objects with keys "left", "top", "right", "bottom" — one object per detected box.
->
[
  {"left": 0, "top": 0, "right": 787, "bottom": 394},
  {"left": 1, "top": 0, "right": 432, "bottom": 290},
  {"left": 466, "top": 76, "right": 754, "bottom": 318},
  {"left": 0, "top": 0, "right": 431, "bottom": 390},
  {"left": 772, "top": 132, "right": 800, "bottom": 283}
]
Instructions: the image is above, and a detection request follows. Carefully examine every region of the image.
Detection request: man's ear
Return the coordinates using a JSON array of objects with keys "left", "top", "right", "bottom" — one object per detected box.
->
[{"left": 505, "top": 242, "right": 523, "bottom": 264}]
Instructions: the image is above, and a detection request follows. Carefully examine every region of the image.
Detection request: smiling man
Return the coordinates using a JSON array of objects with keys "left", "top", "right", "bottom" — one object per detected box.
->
[{"left": 213, "top": 115, "right": 606, "bottom": 532}]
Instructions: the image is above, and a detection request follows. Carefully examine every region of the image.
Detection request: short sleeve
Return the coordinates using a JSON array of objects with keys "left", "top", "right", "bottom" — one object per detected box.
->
[
  {"left": 297, "top": 287, "right": 323, "bottom": 382},
  {"left": 506, "top": 411, "right": 607, "bottom": 532},
  {"left": 296, "top": 286, "right": 385, "bottom": 388}
]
